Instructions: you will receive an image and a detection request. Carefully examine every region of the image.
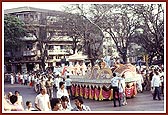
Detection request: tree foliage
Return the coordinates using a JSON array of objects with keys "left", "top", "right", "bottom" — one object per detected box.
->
[
  {"left": 64, "top": 4, "right": 165, "bottom": 64},
  {"left": 62, "top": 5, "right": 104, "bottom": 65},
  {"left": 80, "top": 4, "right": 140, "bottom": 63},
  {"left": 131, "top": 4, "right": 164, "bottom": 64},
  {"left": 4, "top": 15, "right": 27, "bottom": 51}
]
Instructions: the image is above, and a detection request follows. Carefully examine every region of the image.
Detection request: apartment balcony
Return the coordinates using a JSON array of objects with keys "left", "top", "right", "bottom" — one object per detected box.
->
[
  {"left": 23, "top": 50, "right": 37, "bottom": 56},
  {"left": 48, "top": 49, "right": 69, "bottom": 55}
]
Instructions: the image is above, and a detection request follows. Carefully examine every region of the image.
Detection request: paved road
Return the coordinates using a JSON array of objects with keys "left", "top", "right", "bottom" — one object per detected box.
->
[{"left": 4, "top": 83, "right": 165, "bottom": 112}]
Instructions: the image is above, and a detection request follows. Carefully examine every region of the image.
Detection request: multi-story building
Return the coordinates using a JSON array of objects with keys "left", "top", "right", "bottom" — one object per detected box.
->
[{"left": 4, "top": 6, "right": 74, "bottom": 73}]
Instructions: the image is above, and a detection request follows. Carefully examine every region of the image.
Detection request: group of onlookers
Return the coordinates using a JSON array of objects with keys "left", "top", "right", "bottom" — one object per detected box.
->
[
  {"left": 8, "top": 70, "right": 73, "bottom": 100},
  {"left": 4, "top": 70, "right": 91, "bottom": 111},
  {"left": 4, "top": 86, "right": 91, "bottom": 111},
  {"left": 136, "top": 65, "right": 164, "bottom": 99},
  {"left": 110, "top": 64, "right": 164, "bottom": 107},
  {"left": 4, "top": 91, "right": 24, "bottom": 111}
]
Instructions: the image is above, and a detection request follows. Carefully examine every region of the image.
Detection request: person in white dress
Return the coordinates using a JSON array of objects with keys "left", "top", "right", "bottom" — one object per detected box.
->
[
  {"left": 151, "top": 70, "right": 162, "bottom": 100},
  {"left": 20, "top": 73, "right": 23, "bottom": 85},
  {"left": 136, "top": 71, "right": 144, "bottom": 92}
]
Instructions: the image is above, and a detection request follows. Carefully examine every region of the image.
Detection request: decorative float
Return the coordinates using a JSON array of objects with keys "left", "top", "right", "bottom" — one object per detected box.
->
[
  {"left": 70, "top": 61, "right": 138, "bottom": 101},
  {"left": 113, "top": 63, "right": 138, "bottom": 98}
]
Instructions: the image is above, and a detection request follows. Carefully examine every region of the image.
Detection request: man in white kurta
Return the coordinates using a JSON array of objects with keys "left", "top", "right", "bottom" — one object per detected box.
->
[{"left": 35, "top": 87, "right": 51, "bottom": 111}]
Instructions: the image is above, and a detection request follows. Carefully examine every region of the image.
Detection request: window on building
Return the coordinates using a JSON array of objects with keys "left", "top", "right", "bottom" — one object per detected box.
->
[
  {"left": 55, "top": 56, "right": 61, "bottom": 59},
  {"left": 48, "top": 62, "right": 53, "bottom": 67},
  {"left": 49, "top": 45, "right": 54, "bottom": 50},
  {"left": 30, "top": 14, "right": 34, "bottom": 20},
  {"left": 48, "top": 56, "right": 53, "bottom": 60},
  {"left": 60, "top": 45, "right": 63, "bottom": 49},
  {"left": 27, "top": 43, "right": 33, "bottom": 50},
  {"left": 17, "top": 14, "right": 24, "bottom": 20},
  {"left": 24, "top": 13, "right": 29, "bottom": 19}
]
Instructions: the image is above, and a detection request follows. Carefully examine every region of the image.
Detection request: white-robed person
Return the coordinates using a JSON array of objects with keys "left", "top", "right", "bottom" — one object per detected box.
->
[
  {"left": 10, "top": 73, "right": 15, "bottom": 85},
  {"left": 118, "top": 74, "right": 127, "bottom": 106},
  {"left": 151, "top": 69, "right": 162, "bottom": 100},
  {"left": 136, "top": 71, "right": 144, "bottom": 93},
  {"left": 35, "top": 87, "right": 51, "bottom": 111},
  {"left": 57, "top": 81, "right": 71, "bottom": 107},
  {"left": 53, "top": 74, "right": 63, "bottom": 98},
  {"left": 15, "top": 91, "right": 23, "bottom": 108},
  {"left": 57, "top": 81, "right": 69, "bottom": 98}
]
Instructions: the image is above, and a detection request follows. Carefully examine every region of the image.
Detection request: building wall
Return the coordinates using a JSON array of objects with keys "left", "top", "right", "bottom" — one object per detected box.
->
[{"left": 4, "top": 7, "right": 74, "bottom": 73}]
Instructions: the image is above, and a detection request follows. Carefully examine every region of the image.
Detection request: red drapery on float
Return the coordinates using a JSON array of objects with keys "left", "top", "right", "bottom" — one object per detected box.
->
[{"left": 71, "top": 83, "right": 137, "bottom": 101}]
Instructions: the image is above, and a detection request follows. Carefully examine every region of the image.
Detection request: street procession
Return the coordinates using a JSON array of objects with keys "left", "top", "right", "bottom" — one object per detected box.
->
[{"left": 3, "top": 2, "right": 165, "bottom": 112}]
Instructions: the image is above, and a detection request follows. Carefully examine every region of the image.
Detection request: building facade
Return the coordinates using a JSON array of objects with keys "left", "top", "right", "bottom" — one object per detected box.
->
[{"left": 4, "top": 7, "right": 74, "bottom": 73}]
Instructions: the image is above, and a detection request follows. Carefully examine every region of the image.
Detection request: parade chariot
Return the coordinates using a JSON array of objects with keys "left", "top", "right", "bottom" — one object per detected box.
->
[{"left": 64, "top": 54, "right": 138, "bottom": 101}]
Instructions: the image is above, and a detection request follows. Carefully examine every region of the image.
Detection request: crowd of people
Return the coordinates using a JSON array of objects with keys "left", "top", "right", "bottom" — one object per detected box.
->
[
  {"left": 4, "top": 62, "right": 164, "bottom": 111},
  {"left": 135, "top": 65, "right": 164, "bottom": 96},
  {"left": 110, "top": 64, "right": 164, "bottom": 107},
  {"left": 4, "top": 84, "right": 91, "bottom": 111},
  {"left": 4, "top": 67, "right": 92, "bottom": 111}
]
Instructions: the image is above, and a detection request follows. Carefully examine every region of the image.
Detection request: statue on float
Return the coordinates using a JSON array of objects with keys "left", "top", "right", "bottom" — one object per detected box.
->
[{"left": 89, "top": 59, "right": 112, "bottom": 79}]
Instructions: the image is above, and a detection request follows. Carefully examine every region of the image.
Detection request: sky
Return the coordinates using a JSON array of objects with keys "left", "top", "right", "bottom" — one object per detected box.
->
[
  {"left": 3, "top": 2, "right": 166, "bottom": 11},
  {"left": 2, "top": 2, "right": 70, "bottom": 11}
]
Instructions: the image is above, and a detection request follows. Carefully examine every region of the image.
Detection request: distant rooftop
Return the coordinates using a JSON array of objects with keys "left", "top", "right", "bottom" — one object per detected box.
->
[{"left": 4, "top": 6, "right": 64, "bottom": 15}]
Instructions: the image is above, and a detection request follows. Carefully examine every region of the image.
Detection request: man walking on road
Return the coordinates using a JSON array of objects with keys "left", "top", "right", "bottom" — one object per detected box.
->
[
  {"left": 35, "top": 87, "right": 51, "bottom": 111},
  {"left": 45, "top": 76, "right": 53, "bottom": 99},
  {"left": 65, "top": 75, "right": 72, "bottom": 99},
  {"left": 111, "top": 73, "right": 122, "bottom": 107},
  {"left": 151, "top": 69, "right": 162, "bottom": 100}
]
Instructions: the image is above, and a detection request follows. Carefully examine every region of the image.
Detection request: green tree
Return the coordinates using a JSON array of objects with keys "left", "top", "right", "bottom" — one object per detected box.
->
[
  {"left": 132, "top": 4, "right": 164, "bottom": 65},
  {"left": 85, "top": 4, "right": 139, "bottom": 63},
  {"left": 62, "top": 5, "right": 104, "bottom": 66},
  {"left": 4, "top": 15, "right": 27, "bottom": 52}
]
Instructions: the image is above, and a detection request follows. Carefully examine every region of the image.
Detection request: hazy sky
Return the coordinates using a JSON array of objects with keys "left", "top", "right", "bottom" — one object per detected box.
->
[
  {"left": 2, "top": 2, "right": 70, "bottom": 11},
  {"left": 2, "top": 2, "right": 166, "bottom": 13}
]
